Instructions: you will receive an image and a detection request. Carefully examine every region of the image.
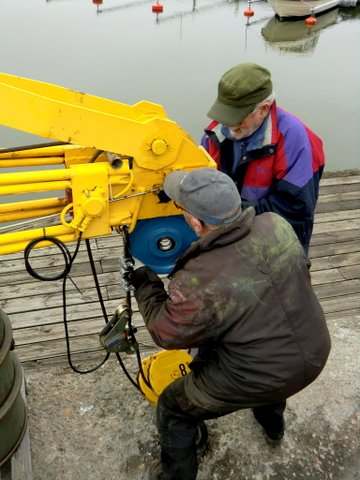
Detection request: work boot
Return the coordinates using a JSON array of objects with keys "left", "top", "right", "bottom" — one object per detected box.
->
[
  {"left": 144, "top": 459, "right": 164, "bottom": 480},
  {"left": 195, "top": 421, "right": 209, "bottom": 457},
  {"left": 253, "top": 409, "right": 285, "bottom": 445}
]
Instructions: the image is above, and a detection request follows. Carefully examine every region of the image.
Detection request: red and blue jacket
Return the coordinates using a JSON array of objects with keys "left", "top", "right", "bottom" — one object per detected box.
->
[{"left": 201, "top": 103, "right": 325, "bottom": 252}]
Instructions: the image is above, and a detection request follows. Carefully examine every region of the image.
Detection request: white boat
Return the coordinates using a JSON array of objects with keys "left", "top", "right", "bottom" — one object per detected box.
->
[
  {"left": 268, "top": 0, "right": 340, "bottom": 19},
  {"left": 261, "top": 8, "right": 339, "bottom": 53}
]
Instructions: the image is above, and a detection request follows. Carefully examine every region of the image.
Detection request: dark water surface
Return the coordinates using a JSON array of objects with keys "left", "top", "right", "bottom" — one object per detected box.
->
[{"left": 0, "top": 0, "right": 359, "bottom": 170}]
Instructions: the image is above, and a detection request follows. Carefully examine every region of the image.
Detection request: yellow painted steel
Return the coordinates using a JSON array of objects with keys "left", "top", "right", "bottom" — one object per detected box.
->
[
  {"left": 0, "top": 197, "right": 66, "bottom": 213},
  {"left": 0, "top": 157, "right": 64, "bottom": 168},
  {"left": 138, "top": 350, "right": 192, "bottom": 405},
  {"left": 0, "top": 73, "right": 215, "bottom": 255}
]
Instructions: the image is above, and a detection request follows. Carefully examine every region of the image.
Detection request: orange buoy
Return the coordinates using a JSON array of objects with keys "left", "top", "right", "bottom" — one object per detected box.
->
[
  {"left": 152, "top": 2, "right": 164, "bottom": 13},
  {"left": 305, "top": 15, "right": 317, "bottom": 26},
  {"left": 243, "top": 7, "right": 254, "bottom": 17}
]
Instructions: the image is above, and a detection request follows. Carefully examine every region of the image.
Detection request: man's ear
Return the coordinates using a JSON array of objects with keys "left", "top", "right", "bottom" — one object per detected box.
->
[
  {"left": 260, "top": 102, "right": 272, "bottom": 117},
  {"left": 186, "top": 214, "right": 205, "bottom": 237}
]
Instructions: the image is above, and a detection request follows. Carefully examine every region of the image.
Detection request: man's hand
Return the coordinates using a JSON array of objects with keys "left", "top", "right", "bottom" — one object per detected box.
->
[{"left": 127, "top": 266, "right": 158, "bottom": 290}]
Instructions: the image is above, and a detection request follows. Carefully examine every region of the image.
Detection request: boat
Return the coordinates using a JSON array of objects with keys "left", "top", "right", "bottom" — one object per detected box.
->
[
  {"left": 268, "top": 0, "right": 340, "bottom": 19},
  {"left": 261, "top": 8, "right": 339, "bottom": 53}
]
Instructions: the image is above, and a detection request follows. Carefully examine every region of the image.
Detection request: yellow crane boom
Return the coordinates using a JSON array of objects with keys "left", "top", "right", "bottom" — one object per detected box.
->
[{"left": 0, "top": 73, "right": 215, "bottom": 266}]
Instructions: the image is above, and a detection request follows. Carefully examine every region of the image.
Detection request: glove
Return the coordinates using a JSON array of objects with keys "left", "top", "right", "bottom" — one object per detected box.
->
[{"left": 127, "top": 266, "right": 156, "bottom": 290}]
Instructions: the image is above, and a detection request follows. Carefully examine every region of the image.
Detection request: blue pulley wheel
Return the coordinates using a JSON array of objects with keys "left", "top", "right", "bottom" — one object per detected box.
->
[{"left": 128, "top": 216, "right": 197, "bottom": 274}]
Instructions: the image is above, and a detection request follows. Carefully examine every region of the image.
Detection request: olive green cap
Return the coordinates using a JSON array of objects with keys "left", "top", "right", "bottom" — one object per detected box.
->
[{"left": 207, "top": 63, "right": 272, "bottom": 126}]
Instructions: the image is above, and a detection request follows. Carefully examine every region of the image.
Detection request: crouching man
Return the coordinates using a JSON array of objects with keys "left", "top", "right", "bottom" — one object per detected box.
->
[{"left": 129, "top": 168, "right": 331, "bottom": 480}]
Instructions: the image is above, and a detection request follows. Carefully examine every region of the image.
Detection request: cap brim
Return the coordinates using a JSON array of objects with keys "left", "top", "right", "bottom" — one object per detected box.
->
[
  {"left": 207, "top": 99, "right": 254, "bottom": 127},
  {"left": 163, "top": 170, "right": 189, "bottom": 204}
]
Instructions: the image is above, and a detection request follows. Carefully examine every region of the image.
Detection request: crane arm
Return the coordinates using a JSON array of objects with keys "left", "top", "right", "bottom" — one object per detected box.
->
[{"left": 0, "top": 74, "right": 214, "bottom": 270}]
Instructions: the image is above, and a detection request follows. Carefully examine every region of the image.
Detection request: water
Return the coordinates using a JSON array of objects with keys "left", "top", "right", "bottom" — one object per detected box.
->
[{"left": 0, "top": 0, "right": 359, "bottom": 171}]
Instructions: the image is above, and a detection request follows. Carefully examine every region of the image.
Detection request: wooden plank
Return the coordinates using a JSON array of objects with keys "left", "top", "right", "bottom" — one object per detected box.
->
[
  {"left": 315, "top": 199, "right": 360, "bottom": 214},
  {"left": 314, "top": 209, "right": 360, "bottom": 223},
  {"left": 325, "top": 308, "right": 360, "bottom": 322},
  {"left": 314, "top": 279, "right": 360, "bottom": 300},
  {"left": 310, "top": 268, "right": 343, "bottom": 285},
  {"left": 95, "top": 235, "right": 124, "bottom": 249},
  {"left": 340, "top": 265, "right": 360, "bottom": 280},
  {"left": 9, "top": 299, "right": 123, "bottom": 330},
  {"left": 310, "top": 257, "right": 333, "bottom": 271},
  {"left": 0, "top": 271, "right": 122, "bottom": 301},
  {"left": 312, "top": 218, "right": 360, "bottom": 235},
  {"left": 320, "top": 293, "right": 360, "bottom": 314},
  {"left": 0, "top": 238, "right": 95, "bottom": 261},
  {"left": 329, "top": 252, "right": 360, "bottom": 268},
  {"left": 101, "top": 257, "right": 128, "bottom": 273},
  {"left": 14, "top": 329, "right": 156, "bottom": 363},
  {"left": 0, "top": 286, "right": 109, "bottom": 315},
  {"left": 319, "top": 183, "right": 360, "bottom": 195},
  {"left": 316, "top": 188, "right": 360, "bottom": 213},
  {"left": 309, "top": 240, "right": 360, "bottom": 259},
  {"left": 13, "top": 312, "right": 145, "bottom": 346},
  {"left": 311, "top": 252, "right": 360, "bottom": 272},
  {"left": 320, "top": 175, "right": 360, "bottom": 186},
  {"left": 310, "top": 229, "right": 360, "bottom": 247},
  {"left": 317, "top": 191, "right": 360, "bottom": 204},
  {"left": 0, "top": 261, "right": 102, "bottom": 287},
  {"left": 0, "top": 248, "right": 121, "bottom": 274}
]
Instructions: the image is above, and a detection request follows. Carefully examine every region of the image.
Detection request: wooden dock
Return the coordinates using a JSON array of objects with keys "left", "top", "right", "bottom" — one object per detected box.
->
[{"left": 0, "top": 173, "right": 359, "bottom": 368}]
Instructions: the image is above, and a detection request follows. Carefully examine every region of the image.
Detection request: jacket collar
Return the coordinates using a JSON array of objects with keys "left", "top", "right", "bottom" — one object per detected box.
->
[
  {"left": 205, "top": 102, "right": 278, "bottom": 149},
  {"left": 170, "top": 208, "right": 256, "bottom": 275}
]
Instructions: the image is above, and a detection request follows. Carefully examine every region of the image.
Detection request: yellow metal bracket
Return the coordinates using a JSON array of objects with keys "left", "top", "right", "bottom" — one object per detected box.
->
[{"left": 0, "top": 73, "right": 215, "bottom": 255}]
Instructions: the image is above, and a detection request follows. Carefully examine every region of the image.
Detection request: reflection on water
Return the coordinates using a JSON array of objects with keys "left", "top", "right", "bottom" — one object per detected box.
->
[
  {"left": 0, "top": 0, "right": 359, "bottom": 171},
  {"left": 262, "top": 6, "right": 360, "bottom": 54},
  {"left": 94, "top": 0, "right": 242, "bottom": 22}
]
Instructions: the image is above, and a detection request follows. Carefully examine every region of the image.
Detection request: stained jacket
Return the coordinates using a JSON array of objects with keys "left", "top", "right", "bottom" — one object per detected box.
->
[
  {"left": 134, "top": 208, "right": 331, "bottom": 408},
  {"left": 201, "top": 103, "right": 325, "bottom": 253}
]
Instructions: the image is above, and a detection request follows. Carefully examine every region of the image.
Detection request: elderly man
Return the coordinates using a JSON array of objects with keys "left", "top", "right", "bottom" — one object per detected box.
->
[
  {"left": 129, "top": 168, "right": 331, "bottom": 480},
  {"left": 201, "top": 63, "right": 325, "bottom": 253}
]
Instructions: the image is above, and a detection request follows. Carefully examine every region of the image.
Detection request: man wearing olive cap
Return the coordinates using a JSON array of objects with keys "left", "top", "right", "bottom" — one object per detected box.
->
[
  {"left": 202, "top": 63, "right": 325, "bottom": 253},
  {"left": 129, "top": 169, "right": 330, "bottom": 480}
]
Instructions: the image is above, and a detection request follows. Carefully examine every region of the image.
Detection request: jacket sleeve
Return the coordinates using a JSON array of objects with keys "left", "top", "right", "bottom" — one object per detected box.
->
[
  {"left": 201, "top": 132, "right": 221, "bottom": 166},
  {"left": 134, "top": 270, "right": 218, "bottom": 350},
  {"left": 251, "top": 125, "right": 323, "bottom": 249}
]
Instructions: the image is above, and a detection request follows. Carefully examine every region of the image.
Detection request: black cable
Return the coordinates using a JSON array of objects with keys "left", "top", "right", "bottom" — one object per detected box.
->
[
  {"left": 24, "top": 236, "right": 72, "bottom": 281},
  {"left": 85, "top": 239, "right": 140, "bottom": 389},
  {"left": 24, "top": 233, "right": 149, "bottom": 390},
  {"left": 62, "top": 235, "right": 110, "bottom": 374},
  {"left": 24, "top": 234, "right": 110, "bottom": 374},
  {"left": 121, "top": 226, "right": 153, "bottom": 390}
]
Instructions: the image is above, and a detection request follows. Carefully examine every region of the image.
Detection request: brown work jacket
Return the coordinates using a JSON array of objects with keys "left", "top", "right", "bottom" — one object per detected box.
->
[{"left": 134, "top": 208, "right": 331, "bottom": 408}]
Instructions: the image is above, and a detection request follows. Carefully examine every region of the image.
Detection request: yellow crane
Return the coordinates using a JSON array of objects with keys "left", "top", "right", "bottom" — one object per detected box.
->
[
  {"left": 0, "top": 73, "right": 216, "bottom": 407},
  {"left": 0, "top": 72, "right": 214, "bottom": 271}
]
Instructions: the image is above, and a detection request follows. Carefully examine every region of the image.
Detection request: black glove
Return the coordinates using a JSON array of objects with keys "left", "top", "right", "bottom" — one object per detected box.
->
[{"left": 127, "top": 266, "right": 156, "bottom": 290}]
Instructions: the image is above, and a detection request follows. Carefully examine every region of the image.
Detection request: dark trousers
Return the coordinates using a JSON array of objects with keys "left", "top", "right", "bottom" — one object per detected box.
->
[{"left": 156, "top": 378, "right": 286, "bottom": 480}]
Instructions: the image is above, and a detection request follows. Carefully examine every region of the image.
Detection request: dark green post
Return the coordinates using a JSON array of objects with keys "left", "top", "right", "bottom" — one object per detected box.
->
[{"left": 0, "top": 309, "right": 27, "bottom": 466}]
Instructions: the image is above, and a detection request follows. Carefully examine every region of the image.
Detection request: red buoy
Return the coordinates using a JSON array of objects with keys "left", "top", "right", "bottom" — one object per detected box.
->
[
  {"left": 243, "top": 7, "right": 254, "bottom": 17},
  {"left": 152, "top": 2, "right": 164, "bottom": 13},
  {"left": 92, "top": 0, "right": 103, "bottom": 4},
  {"left": 305, "top": 15, "right": 317, "bottom": 26}
]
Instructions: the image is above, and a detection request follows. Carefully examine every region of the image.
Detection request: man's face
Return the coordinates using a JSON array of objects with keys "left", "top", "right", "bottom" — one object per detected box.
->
[{"left": 227, "top": 104, "right": 270, "bottom": 140}]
